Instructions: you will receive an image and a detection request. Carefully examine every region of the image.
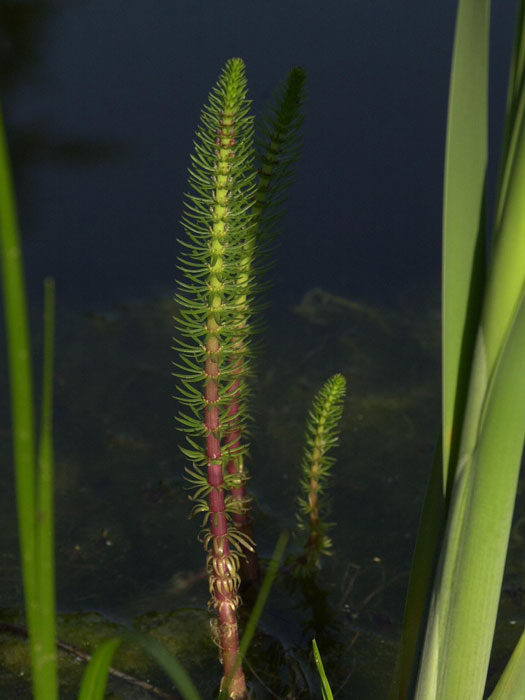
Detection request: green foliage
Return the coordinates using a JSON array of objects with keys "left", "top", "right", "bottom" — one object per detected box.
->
[
  {"left": 0, "top": 107, "right": 58, "bottom": 700},
  {"left": 312, "top": 639, "right": 334, "bottom": 700},
  {"left": 390, "top": 0, "right": 525, "bottom": 698},
  {"left": 253, "top": 65, "right": 306, "bottom": 253},
  {"left": 174, "top": 56, "right": 255, "bottom": 451},
  {"left": 173, "top": 57, "right": 307, "bottom": 695},
  {"left": 76, "top": 638, "right": 121, "bottom": 700},
  {"left": 174, "top": 58, "right": 306, "bottom": 561},
  {"left": 295, "top": 373, "right": 346, "bottom": 574}
]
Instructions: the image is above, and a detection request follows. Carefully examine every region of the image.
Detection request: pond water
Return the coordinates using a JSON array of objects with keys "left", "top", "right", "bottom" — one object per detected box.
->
[{"left": 0, "top": 1, "right": 523, "bottom": 698}]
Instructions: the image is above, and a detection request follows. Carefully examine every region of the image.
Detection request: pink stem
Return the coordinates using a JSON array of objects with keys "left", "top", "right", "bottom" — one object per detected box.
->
[{"left": 204, "top": 349, "right": 246, "bottom": 698}]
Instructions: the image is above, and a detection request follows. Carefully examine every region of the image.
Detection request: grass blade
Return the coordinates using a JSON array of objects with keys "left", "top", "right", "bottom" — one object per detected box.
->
[
  {"left": 415, "top": 292, "right": 525, "bottom": 699},
  {"left": 494, "top": 0, "right": 525, "bottom": 231},
  {"left": 488, "top": 628, "right": 525, "bottom": 700},
  {"left": 125, "top": 632, "right": 202, "bottom": 700},
  {"left": 0, "top": 106, "right": 37, "bottom": 613},
  {"left": 0, "top": 105, "right": 57, "bottom": 698},
  {"left": 481, "top": 71, "right": 525, "bottom": 379},
  {"left": 220, "top": 532, "right": 289, "bottom": 699},
  {"left": 77, "top": 637, "right": 121, "bottom": 700},
  {"left": 35, "top": 277, "right": 58, "bottom": 697},
  {"left": 312, "top": 639, "right": 334, "bottom": 700},
  {"left": 441, "top": 0, "right": 489, "bottom": 488},
  {"left": 390, "top": 2, "right": 490, "bottom": 696},
  {"left": 388, "top": 440, "right": 444, "bottom": 699}
]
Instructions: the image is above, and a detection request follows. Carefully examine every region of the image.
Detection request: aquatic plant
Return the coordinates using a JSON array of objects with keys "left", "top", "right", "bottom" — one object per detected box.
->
[
  {"left": 0, "top": 56, "right": 338, "bottom": 700},
  {"left": 387, "top": 0, "right": 525, "bottom": 696},
  {"left": 173, "top": 58, "right": 344, "bottom": 697},
  {"left": 295, "top": 373, "right": 346, "bottom": 574}
]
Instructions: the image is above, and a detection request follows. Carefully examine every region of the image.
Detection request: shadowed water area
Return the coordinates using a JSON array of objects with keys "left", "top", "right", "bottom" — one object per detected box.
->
[{"left": 0, "top": 289, "right": 524, "bottom": 698}]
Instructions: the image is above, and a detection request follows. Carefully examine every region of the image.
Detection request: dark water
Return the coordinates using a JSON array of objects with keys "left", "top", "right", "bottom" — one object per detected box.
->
[
  {"left": 0, "top": 0, "right": 516, "bottom": 314},
  {"left": 0, "top": 2, "right": 523, "bottom": 698}
]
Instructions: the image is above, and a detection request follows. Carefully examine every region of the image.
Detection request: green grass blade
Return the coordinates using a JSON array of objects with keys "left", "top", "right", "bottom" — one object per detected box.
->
[
  {"left": 311, "top": 639, "right": 334, "bottom": 700},
  {"left": 237, "top": 531, "right": 288, "bottom": 660},
  {"left": 481, "top": 75, "right": 525, "bottom": 380},
  {"left": 35, "top": 277, "right": 58, "bottom": 697},
  {"left": 0, "top": 106, "right": 37, "bottom": 604},
  {"left": 488, "top": 628, "right": 525, "bottom": 700},
  {"left": 494, "top": 0, "right": 525, "bottom": 228},
  {"left": 390, "top": 3, "right": 490, "bottom": 696},
  {"left": 76, "top": 637, "right": 121, "bottom": 700},
  {"left": 415, "top": 291, "right": 525, "bottom": 699},
  {"left": 0, "top": 105, "right": 52, "bottom": 697},
  {"left": 220, "top": 532, "right": 289, "bottom": 699},
  {"left": 388, "top": 439, "right": 444, "bottom": 699},
  {"left": 441, "top": 0, "right": 489, "bottom": 488},
  {"left": 125, "top": 632, "right": 202, "bottom": 700}
]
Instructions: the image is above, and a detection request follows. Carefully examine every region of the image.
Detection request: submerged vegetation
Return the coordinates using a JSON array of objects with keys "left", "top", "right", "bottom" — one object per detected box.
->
[{"left": 0, "top": 0, "right": 525, "bottom": 698}]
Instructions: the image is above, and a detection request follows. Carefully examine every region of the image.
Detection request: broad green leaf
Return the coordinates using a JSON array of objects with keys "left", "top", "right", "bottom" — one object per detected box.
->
[
  {"left": 415, "top": 292, "right": 525, "bottom": 699},
  {"left": 441, "top": 0, "right": 489, "bottom": 489},
  {"left": 494, "top": 0, "right": 525, "bottom": 226},
  {"left": 481, "top": 80, "right": 525, "bottom": 379},
  {"left": 489, "top": 628, "right": 525, "bottom": 700},
  {"left": 77, "top": 637, "right": 121, "bottom": 700},
  {"left": 390, "top": 1, "right": 490, "bottom": 696}
]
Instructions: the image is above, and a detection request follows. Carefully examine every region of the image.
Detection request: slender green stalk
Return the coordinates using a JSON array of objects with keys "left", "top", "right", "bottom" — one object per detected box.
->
[
  {"left": 0, "top": 102, "right": 136, "bottom": 700},
  {"left": 312, "top": 640, "right": 334, "bottom": 700},
  {"left": 35, "top": 277, "right": 58, "bottom": 697},
  {"left": 77, "top": 638, "right": 122, "bottom": 700},
  {"left": 0, "top": 106, "right": 59, "bottom": 700}
]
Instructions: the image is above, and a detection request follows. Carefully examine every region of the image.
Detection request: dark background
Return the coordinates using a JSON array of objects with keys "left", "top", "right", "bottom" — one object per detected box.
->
[{"left": 1, "top": 0, "right": 518, "bottom": 315}]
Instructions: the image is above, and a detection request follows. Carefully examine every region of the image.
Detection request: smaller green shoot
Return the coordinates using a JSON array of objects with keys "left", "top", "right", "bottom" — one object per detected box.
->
[
  {"left": 295, "top": 374, "right": 346, "bottom": 575},
  {"left": 312, "top": 639, "right": 334, "bottom": 700}
]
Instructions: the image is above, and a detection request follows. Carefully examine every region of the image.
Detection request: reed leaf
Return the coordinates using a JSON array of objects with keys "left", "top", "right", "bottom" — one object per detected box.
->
[
  {"left": 311, "top": 639, "right": 334, "bottom": 700},
  {"left": 35, "top": 277, "right": 58, "bottom": 697},
  {"left": 415, "top": 291, "right": 525, "bottom": 699},
  {"left": 125, "top": 633, "right": 202, "bottom": 700},
  {"left": 76, "top": 638, "right": 121, "bottom": 700},
  {"left": 441, "top": 0, "right": 489, "bottom": 496},
  {"left": 488, "top": 628, "right": 525, "bottom": 700},
  {"left": 0, "top": 106, "right": 59, "bottom": 700}
]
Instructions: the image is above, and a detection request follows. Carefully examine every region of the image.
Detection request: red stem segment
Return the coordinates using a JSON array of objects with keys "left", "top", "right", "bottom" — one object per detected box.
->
[{"left": 205, "top": 333, "right": 246, "bottom": 698}]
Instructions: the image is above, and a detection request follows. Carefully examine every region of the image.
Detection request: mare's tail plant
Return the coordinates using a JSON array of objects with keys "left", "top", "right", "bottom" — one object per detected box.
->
[
  {"left": 294, "top": 374, "right": 346, "bottom": 576},
  {"left": 173, "top": 58, "right": 305, "bottom": 697},
  {"left": 225, "top": 64, "right": 306, "bottom": 585}
]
